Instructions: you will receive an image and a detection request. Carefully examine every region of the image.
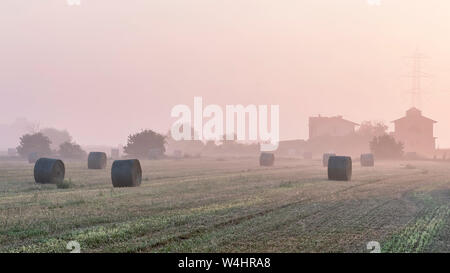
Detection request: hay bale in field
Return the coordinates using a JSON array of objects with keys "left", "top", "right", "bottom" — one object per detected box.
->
[
  {"left": 328, "top": 156, "right": 352, "bottom": 181},
  {"left": 322, "top": 153, "right": 336, "bottom": 167},
  {"left": 88, "top": 152, "right": 107, "bottom": 169},
  {"left": 260, "top": 152, "right": 275, "bottom": 166},
  {"left": 111, "top": 159, "right": 142, "bottom": 187},
  {"left": 28, "top": 152, "right": 39, "bottom": 164},
  {"left": 34, "top": 158, "right": 65, "bottom": 184},
  {"left": 360, "top": 153, "right": 374, "bottom": 167}
]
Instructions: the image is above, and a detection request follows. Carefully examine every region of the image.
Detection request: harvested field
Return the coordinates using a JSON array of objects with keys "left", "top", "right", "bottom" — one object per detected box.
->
[{"left": 0, "top": 158, "right": 448, "bottom": 253}]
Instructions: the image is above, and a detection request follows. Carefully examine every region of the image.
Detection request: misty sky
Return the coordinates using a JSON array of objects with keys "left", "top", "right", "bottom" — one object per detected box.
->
[{"left": 2, "top": 0, "right": 450, "bottom": 147}]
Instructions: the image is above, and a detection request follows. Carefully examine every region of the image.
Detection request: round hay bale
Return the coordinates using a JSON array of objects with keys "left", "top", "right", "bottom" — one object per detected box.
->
[
  {"left": 34, "top": 158, "right": 65, "bottom": 184},
  {"left": 360, "top": 153, "right": 374, "bottom": 167},
  {"left": 328, "top": 156, "right": 352, "bottom": 181},
  {"left": 88, "top": 152, "right": 107, "bottom": 169},
  {"left": 260, "top": 152, "right": 275, "bottom": 166},
  {"left": 28, "top": 152, "right": 39, "bottom": 164},
  {"left": 111, "top": 159, "right": 142, "bottom": 187},
  {"left": 322, "top": 153, "right": 336, "bottom": 167}
]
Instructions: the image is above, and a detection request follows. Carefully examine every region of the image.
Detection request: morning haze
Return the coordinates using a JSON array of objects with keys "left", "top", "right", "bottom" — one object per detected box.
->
[
  {"left": 2, "top": 0, "right": 450, "bottom": 148},
  {"left": 1, "top": 0, "right": 450, "bottom": 257}
]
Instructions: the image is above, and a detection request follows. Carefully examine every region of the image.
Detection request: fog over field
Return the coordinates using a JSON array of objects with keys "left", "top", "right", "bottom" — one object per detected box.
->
[
  {"left": 0, "top": 0, "right": 450, "bottom": 256},
  {"left": 2, "top": 1, "right": 450, "bottom": 147}
]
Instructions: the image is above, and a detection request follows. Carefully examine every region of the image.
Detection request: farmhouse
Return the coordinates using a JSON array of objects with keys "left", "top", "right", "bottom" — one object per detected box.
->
[
  {"left": 392, "top": 107, "right": 437, "bottom": 157},
  {"left": 309, "top": 115, "right": 359, "bottom": 139}
]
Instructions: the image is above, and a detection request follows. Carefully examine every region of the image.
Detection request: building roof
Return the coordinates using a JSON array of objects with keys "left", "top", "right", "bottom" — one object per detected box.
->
[
  {"left": 392, "top": 107, "right": 437, "bottom": 123},
  {"left": 310, "top": 115, "right": 359, "bottom": 126},
  {"left": 278, "top": 139, "right": 307, "bottom": 146}
]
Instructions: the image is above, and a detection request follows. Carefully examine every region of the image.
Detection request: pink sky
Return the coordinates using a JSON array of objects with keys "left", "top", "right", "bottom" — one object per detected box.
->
[{"left": 2, "top": 0, "right": 450, "bottom": 147}]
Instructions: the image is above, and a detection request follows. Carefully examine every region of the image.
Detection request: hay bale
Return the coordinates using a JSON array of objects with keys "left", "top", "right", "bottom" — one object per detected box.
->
[
  {"left": 88, "top": 152, "right": 107, "bottom": 169},
  {"left": 360, "top": 153, "right": 374, "bottom": 167},
  {"left": 34, "top": 158, "right": 65, "bottom": 184},
  {"left": 328, "top": 156, "right": 352, "bottom": 181},
  {"left": 111, "top": 159, "right": 142, "bottom": 187},
  {"left": 260, "top": 152, "right": 275, "bottom": 166},
  {"left": 322, "top": 153, "right": 336, "bottom": 167},
  {"left": 28, "top": 152, "right": 39, "bottom": 164}
]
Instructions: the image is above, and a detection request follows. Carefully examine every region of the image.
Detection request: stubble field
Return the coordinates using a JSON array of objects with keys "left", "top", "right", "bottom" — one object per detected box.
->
[{"left": 0, "top": 157, "right": 448, "bottom": 253}]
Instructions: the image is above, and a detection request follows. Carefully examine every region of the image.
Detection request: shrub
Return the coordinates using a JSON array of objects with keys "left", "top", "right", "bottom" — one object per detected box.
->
[
  {"left": 370, "top": 134, "right": 404, "bottom": 159},
  {"left": 58, "top": 142, "right": 87, "bottom": 159},
  {"left": 56, "top": 178, "right": 74, "bottom": 189},
  {"left": 124, "top": 130, "right": 166, "bottom": 158},
  {"left": 17, "top": 133, "right": 52, "bottom": 158}
]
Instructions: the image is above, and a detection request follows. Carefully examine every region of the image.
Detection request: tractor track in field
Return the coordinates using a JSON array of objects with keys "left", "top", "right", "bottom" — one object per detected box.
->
[{"left": 139, "top": 171, "right": 436, "bottom": 251}]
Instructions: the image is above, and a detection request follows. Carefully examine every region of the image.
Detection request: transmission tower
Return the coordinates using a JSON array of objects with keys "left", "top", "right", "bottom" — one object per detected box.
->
[{"left": 405, "top": 49, "right": 429, "bottom": 109}]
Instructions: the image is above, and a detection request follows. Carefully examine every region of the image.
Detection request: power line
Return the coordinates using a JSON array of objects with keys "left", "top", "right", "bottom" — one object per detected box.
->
[{"left": 404, "top": 49, "right": 430, "bottom": 109}]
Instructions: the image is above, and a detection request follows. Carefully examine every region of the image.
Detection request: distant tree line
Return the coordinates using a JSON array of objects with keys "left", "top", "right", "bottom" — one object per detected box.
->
[
  {"left": 17, "top": 129, "right": 86, "bottom": 160},
  {"left": 15, "top": 121, "right": 405, "bottom": 160},
  {"left": 120, "top": 129, "right": 260, "bottom": 159}
]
